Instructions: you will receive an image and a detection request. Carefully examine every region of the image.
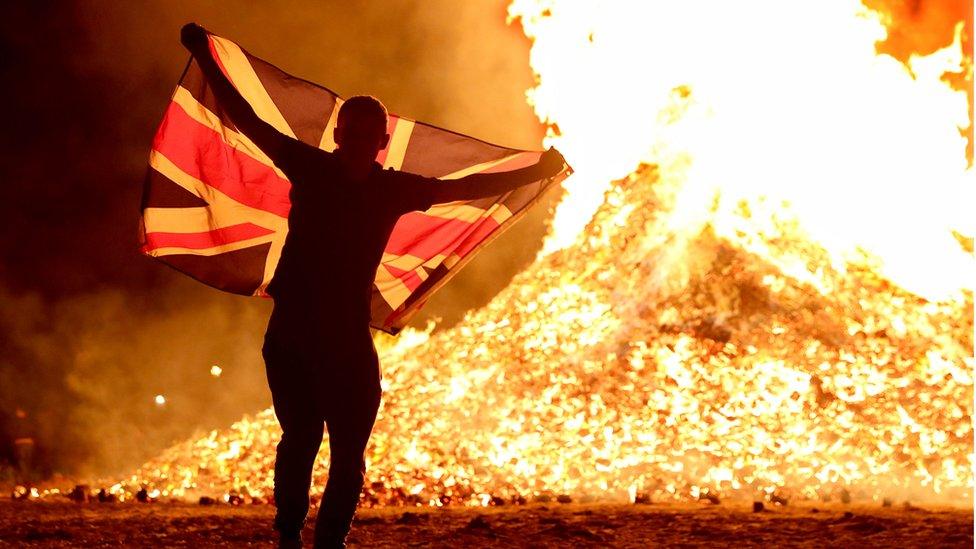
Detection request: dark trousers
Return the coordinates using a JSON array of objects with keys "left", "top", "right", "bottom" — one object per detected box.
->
[{"left": 262, "top": 325, "right": 381, "bottom": 546}]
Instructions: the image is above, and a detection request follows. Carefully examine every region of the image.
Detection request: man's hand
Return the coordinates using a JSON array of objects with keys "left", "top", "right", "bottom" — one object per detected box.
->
[
  {"left": 538, "top": 147, "right": 568, "bottom": 178},
  {"left": 181, "top": 22, "right": 209, "bottom": 53}
]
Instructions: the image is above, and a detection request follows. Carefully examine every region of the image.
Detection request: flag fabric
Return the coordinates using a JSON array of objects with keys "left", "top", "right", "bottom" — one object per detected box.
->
[{"left": 140, "top": 33, "right": 568, "bottom": 334}]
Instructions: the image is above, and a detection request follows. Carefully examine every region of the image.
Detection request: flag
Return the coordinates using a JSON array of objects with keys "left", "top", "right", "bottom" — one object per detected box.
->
[{"left": 140, "top": 33, "right": 568, "bottom": 334}]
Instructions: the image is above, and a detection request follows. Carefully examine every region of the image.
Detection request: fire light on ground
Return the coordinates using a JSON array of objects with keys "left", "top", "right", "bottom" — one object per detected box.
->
[{"left": 90, "top": 1, "right": 971, "bottom": 506}]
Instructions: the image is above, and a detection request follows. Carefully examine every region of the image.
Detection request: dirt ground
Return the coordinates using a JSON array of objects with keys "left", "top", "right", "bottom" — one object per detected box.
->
[{"left": 0, "top": 500, "right": 971, "bottom": 547}]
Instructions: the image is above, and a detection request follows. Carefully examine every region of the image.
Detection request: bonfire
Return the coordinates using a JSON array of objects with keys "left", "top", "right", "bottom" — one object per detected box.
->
[{"left": 68, "top": 0, "right": 974, "bottom": 507}]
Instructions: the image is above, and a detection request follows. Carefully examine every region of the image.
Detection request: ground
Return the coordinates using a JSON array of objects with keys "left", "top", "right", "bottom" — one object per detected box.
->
[{"left": 0, "top": 500, "right": 971, "bottom": 547}]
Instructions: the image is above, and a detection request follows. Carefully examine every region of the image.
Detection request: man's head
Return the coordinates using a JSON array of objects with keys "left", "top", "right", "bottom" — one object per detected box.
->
[{"left": 334, "top": 95, "right": 389, "bottom": 165}]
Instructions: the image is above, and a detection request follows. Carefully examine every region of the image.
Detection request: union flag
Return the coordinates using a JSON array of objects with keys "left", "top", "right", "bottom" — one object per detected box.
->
[{"left": 140, "top": 32, "right": 568, "bottom": 334}]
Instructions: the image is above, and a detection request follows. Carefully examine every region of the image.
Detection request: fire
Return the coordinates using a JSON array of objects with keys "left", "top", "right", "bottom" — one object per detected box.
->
[
  {"left": 99, "top": 1, "right": 971, "bottom": 505},
  {"left": 517, "top": 0, "right": 973, "bottom": 302}
]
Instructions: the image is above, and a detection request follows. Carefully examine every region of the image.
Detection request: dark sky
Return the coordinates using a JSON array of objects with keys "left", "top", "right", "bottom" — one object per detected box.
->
[{"left": 0, "top": 0, "right": 556, "bottom": 478}]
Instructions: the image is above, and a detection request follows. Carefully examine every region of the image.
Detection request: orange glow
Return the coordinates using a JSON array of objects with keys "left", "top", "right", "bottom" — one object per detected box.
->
[{"left": 515, "top": 1, "right": 973, "bottom": 302}]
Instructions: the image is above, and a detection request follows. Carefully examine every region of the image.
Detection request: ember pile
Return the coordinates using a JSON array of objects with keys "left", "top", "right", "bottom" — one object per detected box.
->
[
  {"left": 89, "top": 0, "right": 976, "bottom": 506},
  {"left": 97, "top": 156, "right": 971, "bottom": 506}
]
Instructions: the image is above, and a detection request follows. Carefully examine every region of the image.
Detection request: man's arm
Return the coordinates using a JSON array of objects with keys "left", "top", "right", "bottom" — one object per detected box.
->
[
  {"left": 180, "top": 23, "right": 291, "bottom": 162},
  {"left": 426, "top": 148, "right": 568, "bottom": 204}
]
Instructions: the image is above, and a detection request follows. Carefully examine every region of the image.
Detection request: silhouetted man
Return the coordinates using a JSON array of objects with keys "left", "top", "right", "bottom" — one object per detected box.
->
[{"left": 181, "top": 23, "right": 566, "bottom": 548}]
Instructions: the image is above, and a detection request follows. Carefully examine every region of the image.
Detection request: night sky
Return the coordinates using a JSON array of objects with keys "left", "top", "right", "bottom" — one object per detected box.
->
[{"left": 0, "top": 0, "right": 555, "bottom": 478}]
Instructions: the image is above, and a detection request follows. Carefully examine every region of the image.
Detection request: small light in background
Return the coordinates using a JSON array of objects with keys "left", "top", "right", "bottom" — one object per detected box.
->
[
  {"left": 154, "top": 394, "right": 166, "bottom": 406},
  {"left": 210, "top": 365, "right": 222, "bottom": 377}
]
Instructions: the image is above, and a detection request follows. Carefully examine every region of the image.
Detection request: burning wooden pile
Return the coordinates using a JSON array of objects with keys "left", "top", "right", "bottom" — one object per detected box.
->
[{"left": 97, "top": 159, "right": 971, "bottom": 506}]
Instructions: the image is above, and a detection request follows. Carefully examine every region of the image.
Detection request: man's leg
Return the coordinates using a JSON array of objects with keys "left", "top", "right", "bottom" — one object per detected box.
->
[
  {"left": 263, "top": 338, "right": 326, "bottom": 538},
  {"left": 314, "top": 338, "right": 382, "bottom": 547}
]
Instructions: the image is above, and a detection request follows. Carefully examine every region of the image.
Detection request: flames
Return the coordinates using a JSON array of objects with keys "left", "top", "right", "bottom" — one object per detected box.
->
[
  {"left": 93, "top": 1, "right": 972, "bottom": 505},
  {"left": 517, "top": 0, "right": 973, "bottom": 301}
]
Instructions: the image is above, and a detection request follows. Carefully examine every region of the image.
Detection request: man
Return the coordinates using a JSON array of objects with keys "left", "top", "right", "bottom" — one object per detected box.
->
[{"left": 180, "top": 23, "right": 567, "bottom": 548}]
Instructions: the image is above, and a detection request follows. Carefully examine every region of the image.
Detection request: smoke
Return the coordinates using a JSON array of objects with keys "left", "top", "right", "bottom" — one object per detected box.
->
[
  {"left": 0, "top": 284, "right": 272, "bottom": 478},
  {"left": 0, "top": 0, "right": 550, "bottom": 478}
]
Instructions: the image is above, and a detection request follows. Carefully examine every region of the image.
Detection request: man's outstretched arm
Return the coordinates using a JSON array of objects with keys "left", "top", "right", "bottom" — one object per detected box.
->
[
  {"left": 179, "top": 23, "right": 291, "bottom": 162},
  {"left": 426, "top": 148, "right": 568, "bottom": 204}
]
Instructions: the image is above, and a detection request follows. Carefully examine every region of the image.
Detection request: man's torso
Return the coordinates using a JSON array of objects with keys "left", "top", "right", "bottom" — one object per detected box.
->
[{"left": 264, "top": 141, "right": 432, "bottom": 344}]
